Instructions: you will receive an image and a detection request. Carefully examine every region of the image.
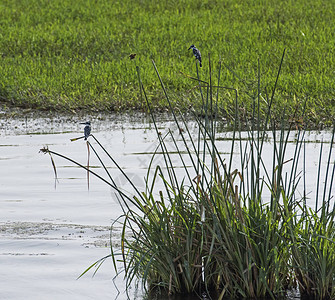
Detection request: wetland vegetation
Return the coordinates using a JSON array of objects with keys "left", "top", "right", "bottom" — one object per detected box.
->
[
  {"left": 4, "top": 0, "right": 335, "bottom": 298},
  {"left": 0, "top": 0, "right": 334, "bottom": 126},
  {"left": 41, "top": 53, "right": 335, "bottom": 299}
]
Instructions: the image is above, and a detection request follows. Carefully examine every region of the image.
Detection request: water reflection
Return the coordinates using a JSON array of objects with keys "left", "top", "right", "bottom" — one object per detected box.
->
[{"left": 0, "top": 111, "right": 333, "bottom": 299}]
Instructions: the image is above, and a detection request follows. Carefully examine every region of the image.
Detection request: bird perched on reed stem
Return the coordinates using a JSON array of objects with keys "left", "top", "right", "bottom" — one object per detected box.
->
[
  {"left": 188, "top": 44, "right": 202, "bottom": 67},
  {"left": 80, "top": 121, "right": 91, "bottom": 140}
]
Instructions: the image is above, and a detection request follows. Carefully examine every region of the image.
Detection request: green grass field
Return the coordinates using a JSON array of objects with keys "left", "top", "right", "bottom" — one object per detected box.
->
[{"left": 0, "top": 0, "right": 334, "bottom": 124}]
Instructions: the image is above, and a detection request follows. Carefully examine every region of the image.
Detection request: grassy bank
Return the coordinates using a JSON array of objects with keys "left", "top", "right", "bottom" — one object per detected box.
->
[{"left": 1, "top": 0, "right": 334, "bottom": 124}]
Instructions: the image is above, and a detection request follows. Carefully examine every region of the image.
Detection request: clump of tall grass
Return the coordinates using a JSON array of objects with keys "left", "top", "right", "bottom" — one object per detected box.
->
[
  {"left": 41, "top": 50, "right": 335, "bottom": 299},
  {"left": 286, "top": 126, "right": 335, "bottom": 300}
]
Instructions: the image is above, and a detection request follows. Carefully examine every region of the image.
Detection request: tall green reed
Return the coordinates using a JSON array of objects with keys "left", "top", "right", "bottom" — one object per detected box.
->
[
  {"left": 40, "top": 50, "right": 335, "bottom": 299},
  {"left": 286, "top": 123, "right": 335, "bottom": 300}
]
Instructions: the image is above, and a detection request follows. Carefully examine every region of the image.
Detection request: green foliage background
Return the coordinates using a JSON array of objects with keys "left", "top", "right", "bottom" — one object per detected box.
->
[{"left": 0, "top": 0, "right": 334, "bottom": 123}]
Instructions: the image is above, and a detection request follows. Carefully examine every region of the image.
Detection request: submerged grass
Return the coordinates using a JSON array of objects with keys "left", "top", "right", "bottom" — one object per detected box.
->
[
  {"left": 41, "top": 52, "right": 335, "bottom": 299},
  {"left": 1, "top": 0, "right": 335, "bottom": 125}
]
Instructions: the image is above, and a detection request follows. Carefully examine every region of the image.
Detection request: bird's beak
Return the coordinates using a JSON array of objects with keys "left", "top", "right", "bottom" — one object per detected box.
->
[{"left": 188, "top": 47, "right": 191, "bottom": 50}]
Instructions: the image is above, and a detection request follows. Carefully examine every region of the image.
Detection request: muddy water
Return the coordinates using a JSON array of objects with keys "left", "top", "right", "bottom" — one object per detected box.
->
[{"left": 0, "top": 111, "right": 333, "bottom": 299}]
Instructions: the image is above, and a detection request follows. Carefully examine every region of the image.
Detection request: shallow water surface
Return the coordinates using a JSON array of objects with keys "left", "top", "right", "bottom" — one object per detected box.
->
[
  {"left": 0, "top": 112, "right": 160, "bottom": 300},
  {"left": 0, "top": 112, "right": 333, "bottom": 299}
]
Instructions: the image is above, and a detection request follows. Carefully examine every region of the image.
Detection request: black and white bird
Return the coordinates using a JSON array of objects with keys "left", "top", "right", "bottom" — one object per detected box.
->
[
  {"left": 80, "top": 121, "right": 91, "bottom": 140},
  {"left": 188, "top": 44, "right": 202, "bottom": 67}
]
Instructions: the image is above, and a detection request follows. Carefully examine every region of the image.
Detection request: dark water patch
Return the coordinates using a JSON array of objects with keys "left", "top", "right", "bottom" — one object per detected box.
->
[{"left": 1, "top": 252, "right": 52, "bottom": 256}]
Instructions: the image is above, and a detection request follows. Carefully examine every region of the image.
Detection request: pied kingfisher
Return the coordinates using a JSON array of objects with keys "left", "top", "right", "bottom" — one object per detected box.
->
[
  {"left": 188, "top": 44, "right": 202, "bottom": 67},
  {"left": 80, "top": 121, "right": 91, "bottom": 140}
]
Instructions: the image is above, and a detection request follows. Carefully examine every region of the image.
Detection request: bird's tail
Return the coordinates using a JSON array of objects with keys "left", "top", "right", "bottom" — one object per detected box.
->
[{"left": 200, "top": 62, "right": 202, "bottom": 67}]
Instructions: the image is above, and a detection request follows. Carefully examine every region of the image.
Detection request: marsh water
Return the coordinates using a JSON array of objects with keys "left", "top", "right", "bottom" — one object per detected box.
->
[{"left": 0, "top": 110, "right": 333, "bottom": 299}]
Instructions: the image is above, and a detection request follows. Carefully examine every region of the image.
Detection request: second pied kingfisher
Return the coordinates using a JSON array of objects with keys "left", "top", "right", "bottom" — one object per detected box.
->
[
  {"left": 188, "top": 44, "right": 202, "bottom": 67},
  {"left": 80, "top": 121, "right": 91, "bottom": 140}
]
